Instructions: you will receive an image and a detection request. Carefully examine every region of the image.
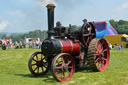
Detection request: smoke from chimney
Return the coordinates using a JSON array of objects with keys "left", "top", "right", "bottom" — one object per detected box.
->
[{"left": 38, "top": 0, "right": 56, "bottom": 6}]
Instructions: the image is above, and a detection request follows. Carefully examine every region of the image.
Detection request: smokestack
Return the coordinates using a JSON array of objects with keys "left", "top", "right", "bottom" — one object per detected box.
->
[{"left": 46, "top": 4, "right": 56, "bottom": 38}]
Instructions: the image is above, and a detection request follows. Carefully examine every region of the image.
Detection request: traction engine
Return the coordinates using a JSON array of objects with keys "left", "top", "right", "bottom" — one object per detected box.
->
[{"left": 28, "top": 4, "right": 110, "bottom": 82}]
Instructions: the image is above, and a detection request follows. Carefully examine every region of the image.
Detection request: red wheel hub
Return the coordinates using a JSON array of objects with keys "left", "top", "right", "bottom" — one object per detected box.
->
[
  {"left": 36, "top": 60, "right": 43, "bottom": 67},
  {"left": 52, "top": 53, "right": 75, "bottom": 82}
]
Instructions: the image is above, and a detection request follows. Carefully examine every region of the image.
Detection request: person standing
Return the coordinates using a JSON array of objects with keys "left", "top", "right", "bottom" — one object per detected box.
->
[{"left": 82, "top": 19, "right": 91, "bottom": 33}]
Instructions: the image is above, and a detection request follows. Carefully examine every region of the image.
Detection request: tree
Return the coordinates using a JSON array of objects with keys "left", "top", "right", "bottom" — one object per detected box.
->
[{"left": 109, "top": 19, "right": 128, "bottom": 34}]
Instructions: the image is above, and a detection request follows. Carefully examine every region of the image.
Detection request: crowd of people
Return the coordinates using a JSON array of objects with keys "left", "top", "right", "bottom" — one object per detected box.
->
[
  {"left": 113, "top": 43, "right": 124, "bottom": 50},
  {"left": 14, "top": 41, "right": 26, "bottom": 49},
  {"left": 108, "top": 42, "right": 124, "bottom": 50},
  {"left": 1, "top": 39, "right": 41, "bottom": 50},
  {"left": 28, "top": 40, "right": 41, "bottom": 49},
  {"left": 14, "top": 40, "right": 41, "bottom": 49}
]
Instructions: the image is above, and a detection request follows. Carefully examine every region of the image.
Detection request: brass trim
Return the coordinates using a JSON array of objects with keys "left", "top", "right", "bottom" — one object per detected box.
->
[
  {"left": 46, "top": 4, "right": 56, "bottom": 9},
  {"left": 59, "top": 40, "right": 63, "bottom": 53},
  {"left": 69, "top": 40, "right": 73, "bottom": 53}
]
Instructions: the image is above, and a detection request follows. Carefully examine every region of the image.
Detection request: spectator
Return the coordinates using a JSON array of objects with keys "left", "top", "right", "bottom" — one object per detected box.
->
[
  {"left": 119, "top": 43, "right": 124, "bottom": 50},
  {"left": 114, "top": 44, "right": 120, "bottom": 50},
  {"left": 15, "top": 41, "right": 19, "bottom": 49},
  {"left": 19, "top": 41, "right": 22, "bottom": 48},
  {"left": 22, "top": 41, "right": 26, "bottom": 48},
  {"left": 108, "top": 42, "right": 112, "bottom": 50}
]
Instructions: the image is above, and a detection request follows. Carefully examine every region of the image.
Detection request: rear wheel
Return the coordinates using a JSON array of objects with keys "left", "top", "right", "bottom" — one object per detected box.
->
[
  {"left": 51, "top": 53, "right": 75, "bottom": 82},
  {"left": 87, "top": 38, "right": 110, "bottom": 72},
  {"left": 28, "top": 52, "right": 49, "bottom": 76}
]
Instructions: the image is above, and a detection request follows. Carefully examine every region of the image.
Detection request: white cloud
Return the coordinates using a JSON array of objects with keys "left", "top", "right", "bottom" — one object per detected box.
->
[
  {"left": 116, "top": 1, "right": 128, "bottom": 12},
  {"left": 122, "top": 2, "right": 128, "bottom": 9},
  {"left": 0, "top": 20, "right": 9, "bottom": 32},
  {"left": 113, "top": 1, "right": 128, "bottom": 20},
  {"left": 115, "top": 2, "right": 128, "bottom": 13},
  {"left": 9, "top": 10, "right": 25, "bottom": 17}
]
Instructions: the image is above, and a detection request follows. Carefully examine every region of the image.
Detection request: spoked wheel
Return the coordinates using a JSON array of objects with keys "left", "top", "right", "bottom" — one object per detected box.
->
[
  {"left": 51, "top": 53, "right": 75, "bottom": 82},
  {"left": 87, "top": 38, "right": 110, "bottom": 72},
  {"left": 81, "top": 22, "right": 96, "bottom": 46},
  {"left": 28, "top": 52, "right": 49, "bottom": 76},
  {"left": 2, "top": 45, "right": 6, "bottom": 50}
]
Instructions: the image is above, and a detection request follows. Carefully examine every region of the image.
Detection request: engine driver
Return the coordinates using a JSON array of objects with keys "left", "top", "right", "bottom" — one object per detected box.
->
[
  {"left": 82, "top": 19, "right": 91, "bottom": 32},
  {"left": 54, "top": 21, "right": 66, "bottom": 37}
]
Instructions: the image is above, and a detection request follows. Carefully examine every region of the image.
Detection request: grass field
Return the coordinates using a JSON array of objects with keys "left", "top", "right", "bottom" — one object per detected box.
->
[{"left": 0, "top": 48, "right": 128, "bottom": 85}]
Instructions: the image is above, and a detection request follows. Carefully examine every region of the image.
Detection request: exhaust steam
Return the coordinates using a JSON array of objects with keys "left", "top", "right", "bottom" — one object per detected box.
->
[{"left": 38, "top": 0, "right": 56, "bottom": 6}]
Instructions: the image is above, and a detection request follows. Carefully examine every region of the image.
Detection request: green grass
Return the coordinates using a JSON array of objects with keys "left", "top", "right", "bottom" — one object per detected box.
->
[{"left": 0, "top": 48, "right": 128, "bottom": 85}]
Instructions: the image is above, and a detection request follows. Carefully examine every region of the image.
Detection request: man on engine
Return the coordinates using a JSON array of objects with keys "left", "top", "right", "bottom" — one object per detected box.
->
[
  {"left": 82, "top": 19, "right": 92, "bottom": 32},
  {"left": 54, "top": 21, "right": 66, "bottom": 37}
]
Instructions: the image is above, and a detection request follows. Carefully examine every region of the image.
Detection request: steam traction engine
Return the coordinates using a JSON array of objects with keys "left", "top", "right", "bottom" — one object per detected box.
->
[{"left": 28, "top": 4, "right": 110, "bottom": 82}]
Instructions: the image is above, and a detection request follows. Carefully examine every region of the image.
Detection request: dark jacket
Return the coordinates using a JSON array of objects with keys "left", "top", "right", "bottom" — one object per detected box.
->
[{"left": 54, "top": 27, "right": 66, "bottom": 37}]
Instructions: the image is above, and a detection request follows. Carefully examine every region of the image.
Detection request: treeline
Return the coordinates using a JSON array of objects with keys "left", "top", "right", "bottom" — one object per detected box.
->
[
  {"left": 1, "top": 19, "right": 128, "bottom": 41},
  {"left": 109, "top": 19, "right": 128, "bottom": 34},
  {"left": 1, "top": 30, "right": 48, "bottom": 42},
  {"left": 0, "top": 25, "right": 80, "bottom": 42}
]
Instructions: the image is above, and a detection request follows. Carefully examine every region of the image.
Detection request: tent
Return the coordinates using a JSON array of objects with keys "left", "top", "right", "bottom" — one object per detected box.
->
[
  {"left": 94, "top": 21, "right": 118, "bottom": 38},
  {"left": 0, "top": 39, "right": 10, "bottom": 45}
]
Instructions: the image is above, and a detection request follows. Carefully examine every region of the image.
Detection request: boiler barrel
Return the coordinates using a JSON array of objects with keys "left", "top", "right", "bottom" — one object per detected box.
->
[
  {"left": 41, "top": 39, "right": 81, "bottom": 56},
  {"left": 61, "top": 40, "right": 81, "bottom": 54}
]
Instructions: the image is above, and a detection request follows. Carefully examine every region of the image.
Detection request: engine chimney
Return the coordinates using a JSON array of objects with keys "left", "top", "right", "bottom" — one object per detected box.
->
[{"left": 46, "top": 4, "right": 56, "bottom": 38}]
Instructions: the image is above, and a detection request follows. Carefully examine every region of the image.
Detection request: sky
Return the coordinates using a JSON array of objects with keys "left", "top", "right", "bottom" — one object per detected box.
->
[{"left": 0, "top": 0, "right": 128, "bottom": 33}]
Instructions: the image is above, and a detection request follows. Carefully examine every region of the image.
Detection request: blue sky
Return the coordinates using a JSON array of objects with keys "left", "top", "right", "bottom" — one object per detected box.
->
[{"left": 0, "top": 0, "right": 128, "bottom": 33}]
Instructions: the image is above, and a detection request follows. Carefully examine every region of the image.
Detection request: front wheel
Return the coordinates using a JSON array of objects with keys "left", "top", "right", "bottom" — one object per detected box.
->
[
  {"left": 28, "top": 52, "right": 49, "bottom": 76},
  {"left": 51, "top": 53, "right": 75, "bottom": 82}
]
